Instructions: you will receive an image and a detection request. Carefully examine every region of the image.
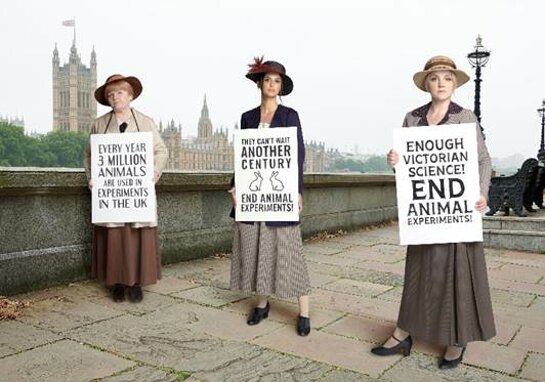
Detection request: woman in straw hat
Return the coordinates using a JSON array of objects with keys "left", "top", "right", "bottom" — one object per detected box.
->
[
  {"left": 371, "top": 56, "right": 495, "bottom": 368},
  {"left": 84, "top": 74, "right": 168, "bottom": 303},
  {"left": 228, "top": 57, "right": 311, "bottom": 336}
]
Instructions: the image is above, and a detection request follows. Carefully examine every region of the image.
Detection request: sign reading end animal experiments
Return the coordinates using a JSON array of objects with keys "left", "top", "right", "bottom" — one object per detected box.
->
[
  {"left": 393, "top": 123, "right": 482, "bottom": 245},
  {"left": 91, "top": 132, "right": 156, "bottom": 224},
  {"left": 234, "top": 127, "right": 298, "bottom": 221}
]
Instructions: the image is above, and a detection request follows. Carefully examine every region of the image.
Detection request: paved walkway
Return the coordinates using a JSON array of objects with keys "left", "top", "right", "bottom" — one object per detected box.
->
[{"left": 1, "top": 223, "right": 545, "bottom": 381}]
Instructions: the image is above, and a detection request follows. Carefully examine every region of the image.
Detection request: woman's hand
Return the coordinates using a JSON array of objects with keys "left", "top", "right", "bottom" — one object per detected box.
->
[
  {"left": 88, "top": 179, "right": 93, "bottom": 190},
  {"left": 228, "top": 187, "right": 236, "bottom": 208},
  {"left": 298, "top": 193, "right": 303, "bottom": 213},
  {"left": 153, "top": 171, "right": 160, "bottom": 184},
  {"left": 387, "top": 149, "right": 399, "bottom": 168},
  {"left": 474, "top": 195, "right": 488, "bottom": 212}
]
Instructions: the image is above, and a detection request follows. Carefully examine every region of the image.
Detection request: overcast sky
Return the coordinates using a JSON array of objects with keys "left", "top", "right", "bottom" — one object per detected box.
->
[{"left": 1, "top": 0, "right": 544, "bottom": 159}]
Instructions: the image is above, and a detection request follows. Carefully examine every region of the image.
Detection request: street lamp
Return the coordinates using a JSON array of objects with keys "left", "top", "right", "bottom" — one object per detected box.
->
[
  {"left": 538, "top": 99, "right": 545, "bottom": 161},
  {"left": 467, "top": 35, "right": 491, "bottom": 133}
]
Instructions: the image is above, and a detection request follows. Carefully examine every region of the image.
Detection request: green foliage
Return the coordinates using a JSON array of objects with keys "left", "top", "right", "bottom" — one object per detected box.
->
[
  {"left": 0, "top": 122, "right": 88, "bottom": 168},
  {"left": 332, "top": 154, "right": 390, "bottom": 173}
]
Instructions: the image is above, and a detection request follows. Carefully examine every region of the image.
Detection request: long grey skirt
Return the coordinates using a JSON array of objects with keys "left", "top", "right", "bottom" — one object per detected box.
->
[
  {"left": 397, "top": 242, "right": 496, "bottom": 346},
  {"left": 230, "top": 222, "right": 311, "bottom": 298}
]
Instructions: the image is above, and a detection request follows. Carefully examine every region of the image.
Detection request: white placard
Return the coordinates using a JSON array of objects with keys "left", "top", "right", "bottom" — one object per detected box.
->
[
  {"left": 90, "top": 132, "right": 156, "bottom": 224},
  {"left": 234, "top": 127, "right": 299, "bottom": 221},
  {"left": 393, "top": 123, "right": 482, "bottom": 245}
]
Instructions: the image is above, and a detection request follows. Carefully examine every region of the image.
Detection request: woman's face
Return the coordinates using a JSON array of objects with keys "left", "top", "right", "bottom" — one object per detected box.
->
[
  {"left": 259, "top": 73, "right": 282, "bottom": 98},
  {"left": 106, "top": 82, "right": 133, "bottom": 112},
  {"left": 426, "top": 70, "right": 456, "bottom": 101}
]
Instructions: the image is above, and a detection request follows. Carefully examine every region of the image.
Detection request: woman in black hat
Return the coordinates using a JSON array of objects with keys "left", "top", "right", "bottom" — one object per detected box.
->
[
  {"left": 371, "top": 56, "right": 495, "bottom": 369},
  {"left": 228, "top": 57, "right": 311, "bottom": 336},
  {"left": 84, "top": 74, "right": 168, "bottom": 303}
]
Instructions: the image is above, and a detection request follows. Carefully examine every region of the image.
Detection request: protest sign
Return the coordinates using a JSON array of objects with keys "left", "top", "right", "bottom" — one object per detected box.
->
[
  {"left": 234, "top": 127, "right": 299, "bottom": 221},
  {"left": 393, "top": 123, "right": 482, "bottom": 245},
  {"left": 90, "top": 132, "right": 156, "bottom": 223}
]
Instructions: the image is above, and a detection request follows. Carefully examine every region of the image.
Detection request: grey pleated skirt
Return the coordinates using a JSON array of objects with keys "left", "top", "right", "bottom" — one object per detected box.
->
[
  {"left": 230, "top": 222, "right": 311, "bottom": 298},
  {"left": 397, "top": 242, "right": 496, "bottom": 346}
]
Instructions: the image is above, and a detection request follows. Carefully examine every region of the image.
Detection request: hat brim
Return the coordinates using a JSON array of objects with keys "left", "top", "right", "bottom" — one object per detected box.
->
[
  {"left": 94, "top": 76, "right": 143, "bottom": 106},
  {"left": 246, "top": 72, "right": 293, "bottom": 96},
  {"left": 413, "top": 69, "right": 469, "bottom": 92}
]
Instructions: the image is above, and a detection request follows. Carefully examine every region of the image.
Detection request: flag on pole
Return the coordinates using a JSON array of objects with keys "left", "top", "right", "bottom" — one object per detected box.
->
[{"left": 62, "top": 19, "right": 75, "bottom": 27}]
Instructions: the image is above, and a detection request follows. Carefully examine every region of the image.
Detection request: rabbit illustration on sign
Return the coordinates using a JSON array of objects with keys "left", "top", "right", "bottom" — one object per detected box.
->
[
  {"left": 269, "top": 171, "right": 285, "bottom": 191},
  {"left": 248, "top": 171, "right": 264, "bottom": 192}
]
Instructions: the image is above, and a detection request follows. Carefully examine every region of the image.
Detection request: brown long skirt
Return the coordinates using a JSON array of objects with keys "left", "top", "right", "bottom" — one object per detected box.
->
[
  {"left": 397, "top": 242, "right": 496, "bottom": 346},
  {"left": 92, "top": 225, "right": 161, "bottom": 286},
  {"left": 230, "top": 222, "right": 311, "bottom": 298}
]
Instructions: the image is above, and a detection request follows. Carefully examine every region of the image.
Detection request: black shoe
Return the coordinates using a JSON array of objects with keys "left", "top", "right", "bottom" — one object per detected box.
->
[
  {"left": 439, "top": 347, "right": 466, "bottom": 369},
  {"left": 112, "top": 284, "right": 125, "bottom": 302},
  {"left": 371, "top": 335, "right": 412, "bottom": 356},
  {"left": 297, "top": 315, "right": 311, "bottom": 336},
  {"left": 247, "top": 302, "right": 270, "bottom": 325},
  {"left": 128, "top": 285, "right": 143, "bottom": 303}
]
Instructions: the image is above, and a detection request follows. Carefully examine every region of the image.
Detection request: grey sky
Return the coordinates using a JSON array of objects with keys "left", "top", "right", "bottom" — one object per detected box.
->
[{"left": 1, "top": 0, "right": 544, "bottom": 159}]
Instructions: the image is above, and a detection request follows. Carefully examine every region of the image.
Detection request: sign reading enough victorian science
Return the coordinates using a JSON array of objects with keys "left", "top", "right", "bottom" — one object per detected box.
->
[
  {"left": 234, "top": 127, "right": 299, "bottom": 221},
  {"left": 91, "top": 132, "right": 156, "bottom": 224},
  {"left": 393, "top": 123, "right": 482, "bottom": 245}
]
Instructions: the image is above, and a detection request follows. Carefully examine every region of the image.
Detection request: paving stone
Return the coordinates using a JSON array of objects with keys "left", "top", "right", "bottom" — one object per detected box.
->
[
  {"left": 101, "top": 366, "right": 179, "bottom": 382},
  {"left": 143, "top": 276, "right": 200, "bottom": 295},
  {"left": 510, "top": 326, "right": 545, "bottom": 353},
  {"left": 519, "top": 352, "right": 545, "bottom": 381},
  {"left": 18, "top": 294, "right": 123, "bottom": 332},
  {"left": 322, "top": 315, "right": 394, "bottom": 344},
  {"left": 310, "top": 272, "right": 339, "bottom": 288},
  {"left": 225, "top": 298, "right": 344, "bottom": 329},
  {"left": 311, "top": 289, "right": 399, "bottom": 321},
  {"left": 488, "top": 264, "right": 544, "bottom": 284},
  {"left": 490, "top": 278, "right": 545, "bottom": 296},
  {"left": 490, "top": 288, "right": 536, "bottom": 308},
  {"left": 308, "top": 262, "right": 404, "bottom": 287},
  {"left": 382, "top": 352, "right": 523, "bottom": 382},
  {"left": 171, "top": 286, "right": 246, "bottom": 307},
  {"left": 494, "top": 304, "right": 545, "bottom": 330},
  {"left": 0, "top": 320, "right": 61, "bottom": 358},
  {"left": 0, "top": 339, "right": 134, "bottom": 382},
  {"left": 375, "top": 286, "right": 403, "bottom": 303},
  {"left": 305, "top": 252, "right": 362, "bottom": 267},
  {"left": 318, "top": 369, "right": 380, "bottom": 381},
  {"left": 351, "top": 260, "right": 405, "bottom": 276},
  {"left": 162, "top": 258, "right": 230, "bottom": 281},
  {"left": 87, "top": 290, "right": 179, "bottom": 316},
  {"left": 303, "top": 243, "right": 346, "bottom": 256},
  {"left": 329, "top": 235, "right": 384, "bottom": 247},
  {"left": 491, "top": 318, "right": 520, "bottom": 345},
  {"left": 339, "top": 246, "right": 405, "bottom": 264},
  {"left": 252, "top": 326, "right": 401, "bottom": 377},
  {"left": 464, "top": 341, "right": 526, "bottom": 374},
  {"left": 320, "top": 279, "right": 393, "bottom": 298}
]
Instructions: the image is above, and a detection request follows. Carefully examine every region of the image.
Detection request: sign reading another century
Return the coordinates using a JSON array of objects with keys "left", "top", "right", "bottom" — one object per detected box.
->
[
  {"left": 393, "top": 123, "right": 482, "bottom": 245},
  {"left": 234, "top": 127, "right": 299, "bottom": 222},
  {"left": 90, "top": 132, "right": 156, "bottom": 224}
]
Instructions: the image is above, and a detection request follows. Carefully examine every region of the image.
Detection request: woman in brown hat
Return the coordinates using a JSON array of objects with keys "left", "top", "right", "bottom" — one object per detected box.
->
[
  {"left": 84, "top": 74, "right": 168, "bottom": 302},
  {"left": 371, "top": 56, "right": 495, "bottom": 368},
  {"left": 228, "top": 57, "right": 311, "bottom": 336}
]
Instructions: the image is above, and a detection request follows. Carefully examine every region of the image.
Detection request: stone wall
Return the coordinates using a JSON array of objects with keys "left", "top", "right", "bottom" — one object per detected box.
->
[{"left": 0, "top": 168, "right": 397, "bottom": 295}]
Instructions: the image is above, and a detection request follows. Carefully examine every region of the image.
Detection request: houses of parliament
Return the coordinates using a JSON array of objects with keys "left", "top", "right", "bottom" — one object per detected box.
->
[{"left": 52, "top": 42, "right": 328, "bottom": 172}]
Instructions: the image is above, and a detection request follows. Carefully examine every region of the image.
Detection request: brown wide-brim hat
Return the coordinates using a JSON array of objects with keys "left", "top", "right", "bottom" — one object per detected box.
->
[
  {"left": 94, "top": 74, "right": 143, "bottom": 106},
  {"left": 413, "top": 55, "right": 470, "bottom": 92},
  {"left": 246, "top": 56, "right": 293, "bottom": 96}
]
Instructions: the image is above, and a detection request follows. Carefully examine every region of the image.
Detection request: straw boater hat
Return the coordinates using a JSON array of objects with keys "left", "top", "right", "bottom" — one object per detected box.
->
[
  {"left": 246, "top": 56, "right": 293, "bottom": 96},
  {"left": 94, "top": 74, "right": 143, "bottom": 106},
  {"left": 413, "top": 56, "right": 470, "bottom": 92}
]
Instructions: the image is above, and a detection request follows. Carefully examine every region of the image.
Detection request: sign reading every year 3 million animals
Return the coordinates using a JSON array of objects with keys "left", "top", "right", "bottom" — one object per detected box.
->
[
  {"left": 234, "top": 127, "right": 299, "bottom": 221},
  {"left": 91, "top": 132, "right": 156, "bottom": 224},
  {"left": 393, "top": 123, "right": 482, "bottom": 245}
]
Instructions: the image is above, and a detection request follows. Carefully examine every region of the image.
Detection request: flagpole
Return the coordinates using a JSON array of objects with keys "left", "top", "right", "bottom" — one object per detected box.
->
[{"left": 73, "top": 17, "right": 76, "bottom": 46}]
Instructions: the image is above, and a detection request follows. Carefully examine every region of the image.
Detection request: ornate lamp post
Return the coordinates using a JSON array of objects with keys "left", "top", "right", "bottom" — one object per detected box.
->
[
  {"left": 467, "top": 35, "right": 491, "bottom": 133},
  {"left": 538, "top": 99, "right": 545, "bottom": 161}
]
